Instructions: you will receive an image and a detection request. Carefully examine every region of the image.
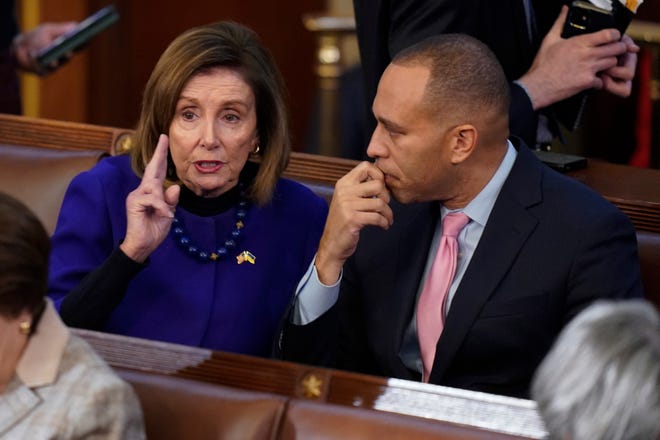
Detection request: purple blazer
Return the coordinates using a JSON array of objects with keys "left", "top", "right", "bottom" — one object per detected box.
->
[{"left": 48, "top": 154, "right": 328, "bottom": 356}]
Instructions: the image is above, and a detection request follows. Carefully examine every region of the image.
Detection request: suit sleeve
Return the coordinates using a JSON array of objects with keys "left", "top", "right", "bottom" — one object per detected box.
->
[
  {"left": 334, "top": 256, "right": 380, "bottom": 375},
  {"left": 276, "top": 253, "right": 371, "bottom": 370},
  {"left": 510, "top": 82, "right": 538, "bottom": 148}
]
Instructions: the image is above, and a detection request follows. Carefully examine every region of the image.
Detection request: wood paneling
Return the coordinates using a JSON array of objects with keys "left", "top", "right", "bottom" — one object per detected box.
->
[
  {"left": 33, "top": 0, "right": 323, "bottom": 150},
  {"left": 85, "top": 0, "right": 324, "bottom": 149}
]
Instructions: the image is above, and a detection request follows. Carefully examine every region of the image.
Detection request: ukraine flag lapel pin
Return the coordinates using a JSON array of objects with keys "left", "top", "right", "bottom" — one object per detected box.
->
[{"left": 236, "top": 250, "right": 256, "bottom": 265}]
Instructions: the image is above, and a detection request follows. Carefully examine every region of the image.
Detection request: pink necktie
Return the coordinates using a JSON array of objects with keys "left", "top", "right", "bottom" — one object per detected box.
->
[{"left": 417, "top": 212, "right": 470, "bottom": 383}]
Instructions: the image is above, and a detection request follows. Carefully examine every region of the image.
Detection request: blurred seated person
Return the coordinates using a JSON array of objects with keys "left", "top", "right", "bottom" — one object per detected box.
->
[
  {"left": 532, "top": 299, "right": 660, "bottom": 440},
  {"left": 47, "top": 21, "right": 328, "bottom": 356},
  {"left": 0, "top": 192, "right": 145, "bottom": 439},
  {"left": 1, "top": 0, "right": 76, "bottom": 113},
  {"left": 352, "top": 0, "right": 640, "bottom": 150},
  {"left": 278, "top": 34, "right": 643, "bottom": 398}
]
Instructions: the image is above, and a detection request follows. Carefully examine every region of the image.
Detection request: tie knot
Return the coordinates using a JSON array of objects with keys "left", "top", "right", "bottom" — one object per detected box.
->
[{"left": 442, "top": 212, "right": 469, "bottom": 237}]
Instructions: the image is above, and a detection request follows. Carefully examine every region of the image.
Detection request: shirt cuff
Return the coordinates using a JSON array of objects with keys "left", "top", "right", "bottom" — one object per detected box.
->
[{"left": 292, "top": 255, "right": 341, "bottom": 325}]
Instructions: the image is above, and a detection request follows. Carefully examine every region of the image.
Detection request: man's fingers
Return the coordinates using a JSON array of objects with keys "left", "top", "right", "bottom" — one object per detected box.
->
[
  {"left": 551, "top": 5, "right": 569, "bottom": 37},
  {"left": 341, "top": 161, "right": 385, "bottom": 186},
  {"left": 584, "top": 28, "right": 622, "bottom": 47},
  {"left": 46, "top": 22, "right": 77, "bottom": 40},
  {"left": 620, "top": 35, "right": 640, "bottom": 53},
  {"left": 340, "top": 196, "right": 393, "bottom": 227},
  {"left": 358, "top": 200, "right": 394, "bottom": 227},
  {"left": 601, "top": 75, "right": 632, "bottom": 97},
  {"left": 143, "top": 134, "right": 170, "bottom": 182},
  {"left": 336, "top": 162, "right": 390, "bottom": 201},
  {"left": 341, "top": 177, "right": 389, "bottom": 201},
  {"left": 605, "top": 62, "right": 636, "bottom": 82},
  {"left": 362, "top": 211, "right": 394, "bottom": 230}
]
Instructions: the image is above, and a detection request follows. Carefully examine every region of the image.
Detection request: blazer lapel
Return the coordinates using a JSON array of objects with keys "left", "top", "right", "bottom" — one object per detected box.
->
[
  {"left": 0, "top": 379, "right": 40, "bottom": 435},
  {"left": 430, "top": 144, "right": 544, "bottom": 382}
]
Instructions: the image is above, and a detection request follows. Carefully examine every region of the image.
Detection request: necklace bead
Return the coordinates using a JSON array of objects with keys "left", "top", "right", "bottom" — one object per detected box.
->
[{"left": 171, "top": 185, "right": 250, "bottom": 262}]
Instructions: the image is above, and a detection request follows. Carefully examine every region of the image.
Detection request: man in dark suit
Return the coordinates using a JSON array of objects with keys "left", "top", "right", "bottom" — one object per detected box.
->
[
  {"left": 352, "top": 0, "right": 639, "bottom": 149},
  {"left": 279, "top": 33, "right": 643, "bottom": 398}
]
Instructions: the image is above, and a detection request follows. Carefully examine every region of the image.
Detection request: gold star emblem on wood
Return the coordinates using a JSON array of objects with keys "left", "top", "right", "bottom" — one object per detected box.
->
[{"left": 301, "top": 373, "right": 323, "bottom": 399}]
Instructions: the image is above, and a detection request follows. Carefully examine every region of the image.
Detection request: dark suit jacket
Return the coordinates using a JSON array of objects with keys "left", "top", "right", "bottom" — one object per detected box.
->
[
  {"left": 352, "top": 0, "right": 568, "bottom": 146},
  {"left": 281, "top": 140, "right": 643, "bottom": 398}
]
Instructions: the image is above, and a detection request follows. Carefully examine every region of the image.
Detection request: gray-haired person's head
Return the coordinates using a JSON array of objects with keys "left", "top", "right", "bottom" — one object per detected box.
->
[{"left": 532, "top": 299, "right": 660, "bottom": 440}]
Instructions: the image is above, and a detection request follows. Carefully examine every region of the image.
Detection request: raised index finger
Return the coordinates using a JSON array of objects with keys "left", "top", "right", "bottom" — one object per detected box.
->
[
  {"left": 346, "top": 161, "right": 385, "bottom": 184},
  {"left": 143, "top": 134, "right": 170, "bottom": 183}
]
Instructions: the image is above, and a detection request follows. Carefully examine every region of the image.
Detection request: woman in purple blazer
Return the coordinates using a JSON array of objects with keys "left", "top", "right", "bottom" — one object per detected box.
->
[{"left": 48, "top": 22, "right": 327, "bottom": 357}]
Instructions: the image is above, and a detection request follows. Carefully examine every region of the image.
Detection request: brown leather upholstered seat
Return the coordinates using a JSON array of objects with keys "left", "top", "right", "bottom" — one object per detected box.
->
[
  {"left": 0, "top": 144, "right": 106, "bottom": 235},
  {"left": 280, "top": 399, "right": 528, "bottom": 440},
  {"left": 118, "top": 369, "right": 287, "bottom": 440}
]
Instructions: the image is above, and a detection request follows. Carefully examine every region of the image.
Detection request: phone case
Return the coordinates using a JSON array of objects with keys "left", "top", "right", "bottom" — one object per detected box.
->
[
  {"left": 533, "top": 150, "right": 588, "bottom": 172},
  {"left": 35, "top": 5, "right": 119, "bottom": 68},
  {"left": 561, "top": 1, "right": 616, "bottom": 38}
]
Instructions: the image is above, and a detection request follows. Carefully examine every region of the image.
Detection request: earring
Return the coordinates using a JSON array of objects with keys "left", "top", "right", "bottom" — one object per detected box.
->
[
  {"left": 252, "top": 143, "right": 260, "bottom": 155},
  {"left": 19, "top": 320, "right": 31, "bottom": 335}
]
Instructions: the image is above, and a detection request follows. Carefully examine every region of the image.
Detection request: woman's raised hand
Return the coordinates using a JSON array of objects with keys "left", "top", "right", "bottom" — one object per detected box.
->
[{"left": 120, "top": 134, "right": 181, "bottom": 263}]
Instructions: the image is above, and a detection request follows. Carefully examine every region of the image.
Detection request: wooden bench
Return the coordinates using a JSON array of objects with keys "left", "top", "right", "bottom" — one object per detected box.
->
[{"left": 76, "top": 329, "right": 543, "bottom": 439}]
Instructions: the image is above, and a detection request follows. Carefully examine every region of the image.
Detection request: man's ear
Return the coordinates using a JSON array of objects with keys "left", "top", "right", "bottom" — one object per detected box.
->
[{"left": 450, "top": 124, "right": 477, "bottom": 164}]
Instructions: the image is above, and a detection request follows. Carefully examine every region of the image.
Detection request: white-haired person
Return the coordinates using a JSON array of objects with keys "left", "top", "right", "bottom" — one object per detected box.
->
[{"left": 532, "top": 299, "right": 660, "bottom": 440}]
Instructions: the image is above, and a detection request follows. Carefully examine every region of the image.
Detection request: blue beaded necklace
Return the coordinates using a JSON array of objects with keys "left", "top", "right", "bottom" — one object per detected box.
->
[{"left": 171, "top": 183, "right": 251, "bottom": 262}]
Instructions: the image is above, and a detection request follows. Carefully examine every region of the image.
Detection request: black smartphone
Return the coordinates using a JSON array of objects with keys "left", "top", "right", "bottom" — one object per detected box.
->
[
  {"left": 562, "top": 0, "right": 616, "bottom": 38},
  {"left": 35, "top": 5, "right": 119, "bottom": 69},
  {"left": 533, "top": 150, "right": 587, "bottom": 172}
]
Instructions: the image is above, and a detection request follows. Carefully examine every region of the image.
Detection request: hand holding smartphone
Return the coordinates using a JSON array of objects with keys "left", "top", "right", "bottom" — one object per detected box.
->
[
  {"left": 561, "top": 0, "right": 633, "bottom": 38},
  {"left": 555, "top": 0, "right": 635, "bottom": 130},
  {"left": 35, "top": 5, "right": 119, "bottom": 70}
]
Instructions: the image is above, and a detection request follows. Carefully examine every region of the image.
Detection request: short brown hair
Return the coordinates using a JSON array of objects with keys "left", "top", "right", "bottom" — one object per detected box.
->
[
  {"left": 132, "top": 21, "right": 290, "bottom": 205},
  {"left": 0, "top": 192, "right": 50, "bottom": 318},
  {"left": 392, "top": 33, "right": 510, "bottom": 126}
]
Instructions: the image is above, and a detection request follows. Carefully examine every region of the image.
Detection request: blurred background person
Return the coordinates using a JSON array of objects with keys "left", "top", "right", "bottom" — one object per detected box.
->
[
  {"left": 1, "top": 0, "right": 75, "bottom": 113},
  {"left": 48, "top": 21, "right": 328, "bottom": 357},
  {"left": 352, "top": 0, "right": 639, "bottom": 152},
  {"left": 532, "top": 299, "right": 660, "bottom": 440},
  {"left": 0, "top": 191, "right": 145, "bottom": 439}
]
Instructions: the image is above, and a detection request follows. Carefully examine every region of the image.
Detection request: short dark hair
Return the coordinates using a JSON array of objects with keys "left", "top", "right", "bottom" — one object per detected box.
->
[
  {"left": 392, "top": 33, "right": 510, "bottom": 126},
  {"left": 132, "top": 21, "right": 290, "bottom": 205},
  {"left": 0, "top": 192, "right": 50, "bottom": 318}
]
